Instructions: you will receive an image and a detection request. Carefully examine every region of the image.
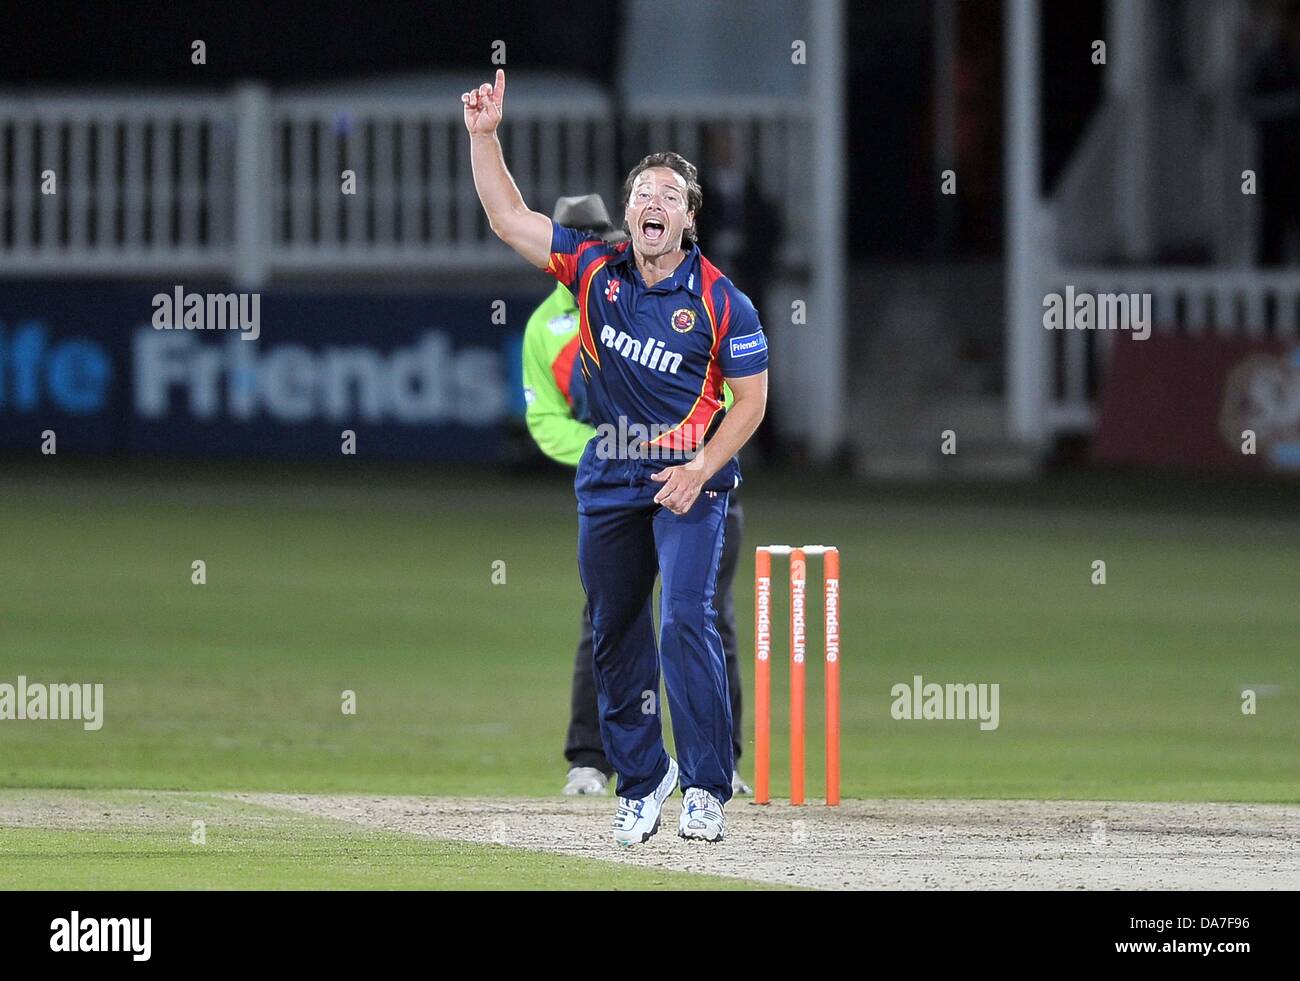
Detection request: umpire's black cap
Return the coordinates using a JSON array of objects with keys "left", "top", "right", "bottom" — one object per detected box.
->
[{"left": 551, "top": 194, "right": 629, "bottom": 243}]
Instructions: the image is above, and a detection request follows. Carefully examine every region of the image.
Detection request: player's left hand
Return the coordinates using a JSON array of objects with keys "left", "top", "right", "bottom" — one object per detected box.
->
[{"left": 650, "top": 459, "right": 708, "bottom": 515}]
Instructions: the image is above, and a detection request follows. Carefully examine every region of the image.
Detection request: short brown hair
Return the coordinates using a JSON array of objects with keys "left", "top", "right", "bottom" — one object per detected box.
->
[{"left": 621, "top": 152, "right": 703, "bottom": 245}]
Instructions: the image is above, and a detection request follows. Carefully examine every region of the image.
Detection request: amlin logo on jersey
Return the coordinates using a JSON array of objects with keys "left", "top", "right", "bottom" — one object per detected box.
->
[{"left": 600, "top": 325, "right": 682, "bottom": 375}]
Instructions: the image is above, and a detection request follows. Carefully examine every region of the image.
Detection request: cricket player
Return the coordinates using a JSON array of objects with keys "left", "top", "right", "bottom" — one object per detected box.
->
[
  {"left": 465, "top": 70, "right": 768, "bottom": 844},
  {"left": 521, "top": 194, "right": 753, "bottom": 802}
]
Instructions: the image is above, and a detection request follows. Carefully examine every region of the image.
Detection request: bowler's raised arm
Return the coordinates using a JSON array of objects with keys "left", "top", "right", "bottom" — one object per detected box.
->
[{"left": 461, "top": 69, "right": 553, "bottom": 269}]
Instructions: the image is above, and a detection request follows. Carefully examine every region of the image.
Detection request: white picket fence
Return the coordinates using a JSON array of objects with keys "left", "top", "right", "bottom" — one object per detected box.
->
[
  {"left": 0, "top": 85, "right": 809, "bottom": 284},
  {"left": 0, "top": 94, "right": 238, "bottom": 276},
  {"left": 1040, "top": 266, "right": 1300, "bottom": 431}
]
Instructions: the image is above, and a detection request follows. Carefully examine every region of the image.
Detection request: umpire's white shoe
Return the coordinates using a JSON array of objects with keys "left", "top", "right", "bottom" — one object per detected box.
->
[
  {"left": 679, "top": 787, "right": 726, "bottom": 842},
  {"left": 731, "top": 769, "right": 753, "bottom": 796},
  {"left": 564, "top": 766, "right": 610, "bottom": 796},
  {"left": 612, "top": 757, "right": 679, "bottom": 846}
]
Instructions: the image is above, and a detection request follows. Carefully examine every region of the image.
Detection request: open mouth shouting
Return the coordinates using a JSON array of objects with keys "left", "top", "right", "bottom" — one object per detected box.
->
[{"left": 640, "top": 215, "right": 667, "bottom": 244}]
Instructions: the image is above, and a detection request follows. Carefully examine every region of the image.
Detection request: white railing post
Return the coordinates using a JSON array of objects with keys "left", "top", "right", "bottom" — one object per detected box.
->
[
  {"left": 808, "top": 0, "right": 847, "bottom": 462},
  {"left": 1005, "top": 0, "right": 1048, "bottom": 446},
  {"left": 1110, "top": 0, "right": 1155, "bottom": 261},
  {"left": 233, "top": 82, "right": 272, "bottom": 288}
]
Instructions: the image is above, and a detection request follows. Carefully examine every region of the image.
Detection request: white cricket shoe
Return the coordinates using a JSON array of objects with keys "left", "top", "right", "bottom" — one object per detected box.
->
[
  {"left": 612, "top": 757, "right": 679, "bottom": 846},
  {"left": 731, "top": 769, "right": 753, "bottom": 796},
  {"left": 564, "top": 766, "right": 610, "bottom": 796},
  {"left": 678, "top": 786, "right": 726, "bottom": 842}
]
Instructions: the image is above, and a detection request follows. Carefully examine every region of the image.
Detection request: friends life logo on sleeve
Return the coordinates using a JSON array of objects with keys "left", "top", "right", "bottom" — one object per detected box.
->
[{"left": 728, "top": 331, "right": 767, "bottom": 360}]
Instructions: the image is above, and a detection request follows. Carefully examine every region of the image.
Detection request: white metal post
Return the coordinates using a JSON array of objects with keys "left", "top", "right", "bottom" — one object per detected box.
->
[
  {"left": 1110, "top": 0, "right": 1154, "bottom": 261},
  {"left": 808, "top": 0, "right": 847, "bottom": 462},
  {"left": 233, "top": 83, "right": 272, "bottom": 288},
  {"left": 1005, "top": 0, "right": 1048, "bottom": 445}
]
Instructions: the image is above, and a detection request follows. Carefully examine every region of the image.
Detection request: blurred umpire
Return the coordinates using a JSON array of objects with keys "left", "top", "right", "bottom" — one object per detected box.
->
[{"left": 522, "top": 194, "right": 751, "bottom": 798}]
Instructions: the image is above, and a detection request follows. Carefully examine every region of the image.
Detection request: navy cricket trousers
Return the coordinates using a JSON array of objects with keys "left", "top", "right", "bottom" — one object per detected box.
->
[{"left": 575, "top": 449, "right": 734, "bottom": 804}]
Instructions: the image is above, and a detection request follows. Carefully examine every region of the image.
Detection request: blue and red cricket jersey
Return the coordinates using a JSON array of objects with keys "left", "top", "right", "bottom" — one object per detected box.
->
[{"left": 544, "top": 223, "right": 769, "bottom": 486}]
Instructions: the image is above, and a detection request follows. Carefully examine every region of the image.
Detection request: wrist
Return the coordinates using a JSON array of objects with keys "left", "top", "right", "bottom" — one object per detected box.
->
[{"left": 685, "top": 452, "right": 715, "bottom": 480}]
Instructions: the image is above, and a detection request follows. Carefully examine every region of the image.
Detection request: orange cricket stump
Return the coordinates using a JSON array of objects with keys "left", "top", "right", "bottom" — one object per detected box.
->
[
  {"left": 753, "top": 547, "right": 772, "bottom": 805},
  {"left": 789, "top": 547, "right": 807, "bottom": 805},
  {"left": 824, "top": 547, "right": 841, "bottom": 806}
]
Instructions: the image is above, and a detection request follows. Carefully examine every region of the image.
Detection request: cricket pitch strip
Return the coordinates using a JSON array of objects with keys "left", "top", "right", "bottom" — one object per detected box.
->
[{"left": 234, "top": 794, "right": 1300, "bottom": 890}]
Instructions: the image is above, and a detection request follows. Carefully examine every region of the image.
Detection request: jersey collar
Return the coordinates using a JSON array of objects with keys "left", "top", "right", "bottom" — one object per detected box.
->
[{"left": 609, "top": 242, "right": 702, "bottom": 297}]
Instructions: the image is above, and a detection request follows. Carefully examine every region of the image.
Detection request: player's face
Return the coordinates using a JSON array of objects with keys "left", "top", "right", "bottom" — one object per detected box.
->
[{"left": 626, "top": 167, "right": 694, "bottom": 259}]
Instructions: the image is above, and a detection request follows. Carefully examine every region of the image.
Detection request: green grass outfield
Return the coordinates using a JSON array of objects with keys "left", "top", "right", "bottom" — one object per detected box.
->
[
  {"left": 1, "top": 460, "right": 1297, "bottom": 814},
  {"left": 0, "top": 790, "right": 768, "bottom": 889}
]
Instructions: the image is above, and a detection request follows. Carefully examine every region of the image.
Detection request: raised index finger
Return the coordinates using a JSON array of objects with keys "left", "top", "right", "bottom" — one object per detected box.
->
[{"left": 492, "top": 68, "right": 506, "bottom": 108}]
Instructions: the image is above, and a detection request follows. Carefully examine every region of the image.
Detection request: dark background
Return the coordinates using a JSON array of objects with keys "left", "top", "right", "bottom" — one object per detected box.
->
[{"left": 2, "top": 0, "right": 1107, "bottom": 262}]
